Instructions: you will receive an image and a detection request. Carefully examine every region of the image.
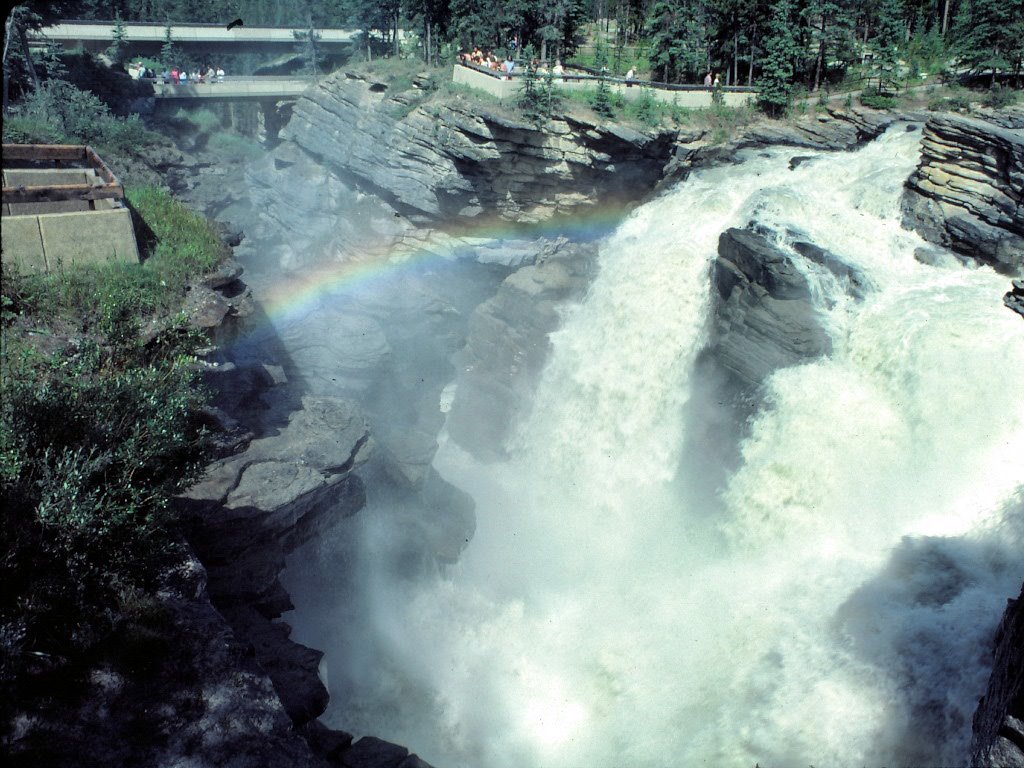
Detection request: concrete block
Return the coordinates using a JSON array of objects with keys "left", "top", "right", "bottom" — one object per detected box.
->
[
  {"left": 37, "top": 208, "right": 140, "bottom": 269},
  {"left": 1, "top": 215, "right": 48, "bottom": 273}
]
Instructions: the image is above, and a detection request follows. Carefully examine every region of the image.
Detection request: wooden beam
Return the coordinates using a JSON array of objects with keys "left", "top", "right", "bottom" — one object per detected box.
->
[
  {"left": 85, "top": 146, "right": 120, "bottom": 185},
  {"left": 2, "top": 183, "right": 125, "bottom": 204},
  {"left": 2, "top": 144, "right": 88, "bottom": 161}
]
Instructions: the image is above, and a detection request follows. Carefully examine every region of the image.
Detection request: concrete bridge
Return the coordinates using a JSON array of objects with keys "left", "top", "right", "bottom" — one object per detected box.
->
[
  {"left": 147, "top": 76, "right": 313, "bottom": 100},
  {"left": 35, "top": 20, "right": 359, "bottom": 55}
]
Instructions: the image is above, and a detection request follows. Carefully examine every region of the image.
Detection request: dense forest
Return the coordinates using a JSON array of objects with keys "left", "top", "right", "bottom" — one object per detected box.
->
[{"left": 7, "top": 0, "right": 1024, "bottom": 97}]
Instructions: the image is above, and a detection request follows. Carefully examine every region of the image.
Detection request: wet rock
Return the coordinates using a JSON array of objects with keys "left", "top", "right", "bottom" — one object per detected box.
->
[
  {"left": 708, "top": 228, "right": 832, "bottom": 389},
  {"left": 791, "top": 239, "right": 871, "bottom": 298},
  {"left": 446, "top": 237, "right": 598, "bottom": 460},
  {"left": 970, "top": 582, "right": 1024, "bottom": 767},
  {"left": 1005, "top": 279, "right": 1024, "bottom": 320},
  {"left": 902, "top": 113, "right": 1024, "bottom": 273},
  {"left": 5, "top": 552, "right": 323, "bottom": 768},
  {"left": 261, "top": 71, "right": 676, "bottom": 226},
  {"left": 181, "top": 395, "right": 371, "bottom": 724}
]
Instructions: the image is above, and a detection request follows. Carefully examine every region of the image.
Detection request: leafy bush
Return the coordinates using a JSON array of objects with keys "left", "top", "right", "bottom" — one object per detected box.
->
[
  {"left": 860, "top": 89, "right": 899, "bottom": 109},
  {"left": 0, "top": 335, "right": 209, "bottom": 657},
  {"left": 982, "top": 84, "right": 1019, "bottom": 109},
  {"left": 0, "top": 185, "right": 225, "bottom": 674},
  {"left": 2, "top": 79, "right": 155, "bottom": 154}
]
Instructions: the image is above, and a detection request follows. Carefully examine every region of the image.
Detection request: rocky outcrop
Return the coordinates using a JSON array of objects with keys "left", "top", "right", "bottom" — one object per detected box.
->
[
  {"left": 707, "top": 228, "right": 833, "bottom": 389},
  {"left": 971, "top": 582, "right": 1024, "bottom": 768},
  {"left": 1006, "top": 279, "right": 1024, "bottom": 319},
  {"left": 902, "top": 112, "right": 1024, "bottom": 274},
  {"left": 181, "top": 393, "right": 371, "bottom": 725},
  {"left": 445, "top": 237, "right": 598, "bottom": 460},
  {"left": 660, "top": 107, "right": 909, "bottom": 188},
  {"left": 5, "top": 550, "right": 326, "bottom": 768},
  {"left": 273, "top": 71, "right": 676, "bottom": 226}
]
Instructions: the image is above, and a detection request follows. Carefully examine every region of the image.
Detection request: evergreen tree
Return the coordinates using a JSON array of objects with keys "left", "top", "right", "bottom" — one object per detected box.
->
[
  {"left": 873, "top": 0, "right": 904, "bottom": 91},
  {"left": 757, "top": 0, "right": 798, "bottom": 116},
  {"left": 802, "top": 0, "right": 856, "bottom": 91},
  {"left": 592, "top": 40, "right": 615, "bottom": 117},
  {"left": 106, "top": 12, "right": 129, "bottom": 67},
  {"left": 294, "top": 13, "right": 324, "bottom": 78},
  {"left": 952, "top": 0, "right": 1024, "bottom": 84},
  {"left": 518, "top": 57, "right": 545, "bottom": 123},
  {"left": 160, "top": 22, "right": 176, "bottom": 70}
]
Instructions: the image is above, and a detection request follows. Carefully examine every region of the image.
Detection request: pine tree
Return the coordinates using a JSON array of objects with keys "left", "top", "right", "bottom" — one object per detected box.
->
[
  {"left": 294, "top": 13, "right": 324, "bottom": 79},
  {"left": 757, "top": 0, "right": 798, "bottom": 116},
  {"left": 106, "top": 12, "right": 129, "bottom": 67},
  {"left": 592, "top": 40, "right": 615, "bottom": 117},
  {"left": 873, "top": 0, "right": 904, "bottom": 92},
  {"left": 952, "top": 0, "right": 1024, "bottom": 85},
  {"left": 160, "top": 23, "right": 176, "bottom": 70},
  {"left": 518, "top": 57, "right": 545, "bottom": 123}
]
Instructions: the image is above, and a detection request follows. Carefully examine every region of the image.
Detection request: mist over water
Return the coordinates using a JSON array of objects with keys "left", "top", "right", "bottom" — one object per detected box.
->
[{"left": 283, "top": 127, "right": 1024, "bottom": 767}]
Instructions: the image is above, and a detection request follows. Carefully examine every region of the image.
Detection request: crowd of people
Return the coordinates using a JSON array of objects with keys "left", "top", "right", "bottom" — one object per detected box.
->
[
  {"left": 458, "top": 46, "right": 565, "bottom": 81},
  {"left": 129, "top": 61, "right": 226, "bottom": 84},
  {"left": 457, "top": 47, "right": 727, "bottom": 90}
]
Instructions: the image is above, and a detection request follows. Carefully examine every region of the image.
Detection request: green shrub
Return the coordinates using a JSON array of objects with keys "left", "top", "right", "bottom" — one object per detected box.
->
[
  {"left": 0, "top": 186, "right": 222, "bottom": 677},
  {"left": 0, "top": 337, "right": 209, "bottom": 657},
  {"left": 860, "top": 89, "right": 899, "bottom": 109},
  {"left": 2, "top": 79, "right": 156, "bottom": 154},
  {"left": 982, "top": 85, "right": 1019, "bottom": 109}
]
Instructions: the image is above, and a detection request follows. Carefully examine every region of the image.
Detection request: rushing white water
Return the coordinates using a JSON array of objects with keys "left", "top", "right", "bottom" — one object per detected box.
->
[{"left": 289, "top": 126, "right": 1024, "bottom": 767}]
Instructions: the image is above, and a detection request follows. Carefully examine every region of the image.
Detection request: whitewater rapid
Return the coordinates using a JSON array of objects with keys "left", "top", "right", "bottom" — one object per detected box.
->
[{"left": 293, "top": 126, "right": 1024, "bottom": 767}]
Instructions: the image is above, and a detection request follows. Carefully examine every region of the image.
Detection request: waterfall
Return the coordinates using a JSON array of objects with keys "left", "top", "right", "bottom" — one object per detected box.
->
[{"left": 295, "top": 127, "right": 1024, "bottom": 767}]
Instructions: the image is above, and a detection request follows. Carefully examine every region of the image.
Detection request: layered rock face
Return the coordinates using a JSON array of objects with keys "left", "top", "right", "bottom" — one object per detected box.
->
[
  {"left": 709, "top": 228, "right": 833, "bottom": 389},
  {"left": 181, "top": 391, "right": 371, "bottom": 726},
  {"left": 445, "top": 237, "right": 598, "bottom": 459},
  {"left": 971, "top": 582, "right": 1024, "bottom": 768},
  {"left": 902, "top": 112, "right": 1024, "bottom": 274},
  {"left": 274, "top": 71, "right": 676, "bottom": 226}
]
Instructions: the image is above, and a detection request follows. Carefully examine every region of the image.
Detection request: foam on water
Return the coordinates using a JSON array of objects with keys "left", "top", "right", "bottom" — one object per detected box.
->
[{"left": 298, "top": 127, "right": 1024, "bottom": 767}]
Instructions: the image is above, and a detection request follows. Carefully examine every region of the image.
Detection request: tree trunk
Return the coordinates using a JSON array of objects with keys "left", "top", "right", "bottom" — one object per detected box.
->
[
  {"left": 748, "top": 28, "right": 756, "bottom": 86},
  {"left": 394, "top": 11, "right": 400, "bottom": 57},
  {"left": 733, "top": 31, "right": 738, "bottom": 86},
  {"left": 812, "top": 16, "right": 826, "bottom": 92},
  {"left": 941, "top": 0, "right": 950, "bottom": 35},
  {"left": 18, "top": 24, "right": 39, "bottom": 91}
]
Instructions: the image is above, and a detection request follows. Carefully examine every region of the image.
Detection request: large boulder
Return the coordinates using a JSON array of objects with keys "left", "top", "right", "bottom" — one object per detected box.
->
[
  {"left": 707, "top": 228, "right": 832, "bottom": 389},
  {"left": 902, "top": 112, "right": 1024, "bottom": 274}
]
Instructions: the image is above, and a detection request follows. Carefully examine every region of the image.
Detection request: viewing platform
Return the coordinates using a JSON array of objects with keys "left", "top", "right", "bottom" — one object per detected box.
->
[
  {"left": 1, "top": 144, "right": 139, "bottom": 273},
  {"left": 147, "top": 76, "right": 314, "bottom": 100},
  {"left": 453, "top": 63, "right": 758, "bottom": 108}
]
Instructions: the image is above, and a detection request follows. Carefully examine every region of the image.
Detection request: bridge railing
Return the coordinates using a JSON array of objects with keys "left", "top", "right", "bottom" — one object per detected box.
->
[{"left": 456, "top": 61, "right": 758, "bottom": 94}]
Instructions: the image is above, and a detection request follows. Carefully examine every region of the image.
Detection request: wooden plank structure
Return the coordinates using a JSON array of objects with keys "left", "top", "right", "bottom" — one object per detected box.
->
[{"left": 2, "top": 144, "right": 125, "bottom": 208}]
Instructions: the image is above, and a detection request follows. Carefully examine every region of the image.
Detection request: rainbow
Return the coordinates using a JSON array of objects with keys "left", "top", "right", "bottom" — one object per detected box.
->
[{"left": 252, "top": 200, "right": 637, "bottom": 330}]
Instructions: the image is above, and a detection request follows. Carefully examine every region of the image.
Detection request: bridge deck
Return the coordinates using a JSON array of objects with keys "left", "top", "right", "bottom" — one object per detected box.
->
[
  {"left": 149, "top": 77, "right": 313, "bottom": 99},
  {"left": 37, "top": 21, "right": 358, "bottom": 45}
]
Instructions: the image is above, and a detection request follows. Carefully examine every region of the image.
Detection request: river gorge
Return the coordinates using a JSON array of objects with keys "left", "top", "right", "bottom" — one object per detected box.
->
[{"left": 137, "top": 75, "right": 1024, "bottom": 768}]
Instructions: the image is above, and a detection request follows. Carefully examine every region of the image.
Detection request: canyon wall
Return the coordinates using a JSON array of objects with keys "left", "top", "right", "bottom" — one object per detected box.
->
[{"left": 902, "top": 110, "right": 1024, "bottom": 274}]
